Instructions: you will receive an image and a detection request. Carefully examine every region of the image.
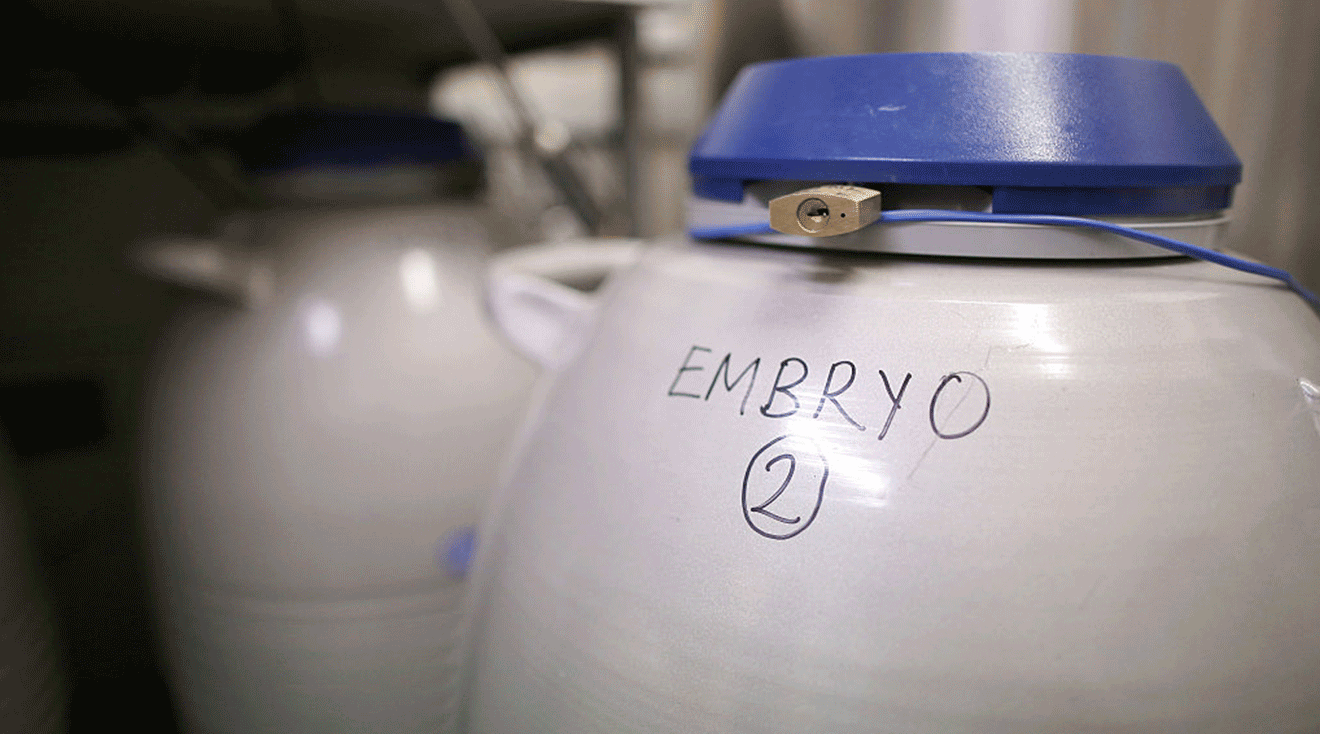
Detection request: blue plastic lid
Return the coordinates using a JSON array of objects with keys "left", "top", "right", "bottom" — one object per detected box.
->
[
  {"left": 689, "top": 53, "right": 1241, "bottom": 215},
  {"left": 235, "top": 109, "right": 480, "bottom": 174}
]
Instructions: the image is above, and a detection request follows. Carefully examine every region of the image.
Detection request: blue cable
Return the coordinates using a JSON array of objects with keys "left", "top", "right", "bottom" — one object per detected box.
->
[
  {"left": 689, "top": 221, "right": 780, "bottom": 239},
  {"left": 689, "top": 223, "right": 775, "bottom": 239},
  {"left": 689, "top": 210, "right": 1320, "bottom": 313}
]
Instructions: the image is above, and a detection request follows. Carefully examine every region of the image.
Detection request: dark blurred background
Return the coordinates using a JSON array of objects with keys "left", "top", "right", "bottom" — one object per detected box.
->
[{"left": 1, "top": 1, "right": 1318, "bottom": 731}]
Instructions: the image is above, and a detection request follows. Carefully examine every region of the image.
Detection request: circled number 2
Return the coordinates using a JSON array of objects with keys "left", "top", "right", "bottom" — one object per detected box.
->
[{"left": 741, "top": 435, "right": 829, "bottom": 540}]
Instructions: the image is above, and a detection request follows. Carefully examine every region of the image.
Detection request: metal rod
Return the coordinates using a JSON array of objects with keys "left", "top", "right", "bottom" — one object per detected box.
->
[
  {"left": 108, "top": 98, "right": 264, "bottom": 210},
  {"left": 616, "top": 7, "right": 641, "bottom": 237},
  {"left": 435, "top": 0, "right": 602, "bottom": 233},
  {"left": 16, "top": 0, "right": 261, "bottom": 211}
]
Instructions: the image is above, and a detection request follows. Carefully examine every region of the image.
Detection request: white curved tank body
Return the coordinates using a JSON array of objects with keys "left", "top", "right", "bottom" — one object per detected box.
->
[
  {"left": 140, "top": 200, "right": 536, "bottom": 734},
  {"left": 466, "top": 223, "right": 1320, "bottom": 733},
  {"left": 464, "top": 51, "right": 1320, "bottom": 733},
  {"left": 0, "top": 438, "right": 66, "bottom": 733}
]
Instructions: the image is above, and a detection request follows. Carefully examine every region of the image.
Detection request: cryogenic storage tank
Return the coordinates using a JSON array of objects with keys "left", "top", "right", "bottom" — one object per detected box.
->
[
  {"left": 139, "top": 110, "right": 536, "bottom": 734},
  {"left": 465, "top": 53, "right": 1320, "bottom": 733}
]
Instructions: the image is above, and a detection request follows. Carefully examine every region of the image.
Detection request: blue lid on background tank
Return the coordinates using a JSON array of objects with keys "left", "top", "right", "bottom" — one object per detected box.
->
[
  {"left": 235, "top": 109, "right": 480, "bottom": 174},
  {"left": 689, "top": 53, "right": 1242, "bottom": 215}
]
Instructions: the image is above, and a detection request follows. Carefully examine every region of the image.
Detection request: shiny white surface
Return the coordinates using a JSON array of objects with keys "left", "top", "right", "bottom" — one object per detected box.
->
[
  {"left": 485, "top": 240, "right": 645, "bottom": 369},
  {"left": 468, "top": 231, "right": 1320, "bottom": 733},
  {"left": 141, "top": 202, "right": 536, "bottom": 734}
]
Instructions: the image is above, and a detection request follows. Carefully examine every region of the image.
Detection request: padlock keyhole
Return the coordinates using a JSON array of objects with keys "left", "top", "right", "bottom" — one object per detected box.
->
[{"left": 797, "top": 198, "right": 830, "bottom": 231}]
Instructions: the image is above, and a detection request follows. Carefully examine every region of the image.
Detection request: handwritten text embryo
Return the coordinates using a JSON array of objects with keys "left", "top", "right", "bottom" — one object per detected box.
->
[{"left": 665, "top": 345, "right": 990, "bottom": 440}]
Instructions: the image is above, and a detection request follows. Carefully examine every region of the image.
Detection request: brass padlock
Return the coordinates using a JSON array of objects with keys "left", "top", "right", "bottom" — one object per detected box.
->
[{"left": 768, "top": 185, "right": 883, "bottom": 237}]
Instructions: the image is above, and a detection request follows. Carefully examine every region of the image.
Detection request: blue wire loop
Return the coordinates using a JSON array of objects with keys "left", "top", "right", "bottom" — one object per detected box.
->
[{"left": 689, "top": 210, "right": 1320, "bottom": 313}]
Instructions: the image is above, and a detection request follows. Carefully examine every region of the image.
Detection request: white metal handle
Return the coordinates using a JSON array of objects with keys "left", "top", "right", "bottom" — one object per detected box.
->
[
  {"left": 485, "top": 239, "right": 643, "bottom": 369},
  {"left": 132, "top": 235, "right": 270, "bottom": 307}
]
